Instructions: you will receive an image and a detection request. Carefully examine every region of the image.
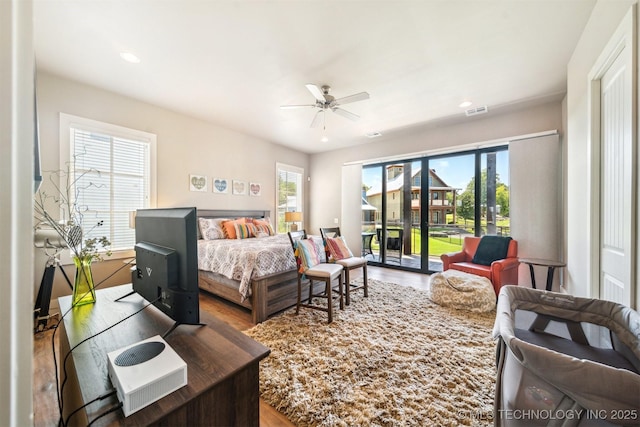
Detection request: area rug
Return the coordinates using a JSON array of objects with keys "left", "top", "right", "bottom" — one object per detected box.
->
[{"left": 244, "top": 278, "right": 497, "bottom": 426}]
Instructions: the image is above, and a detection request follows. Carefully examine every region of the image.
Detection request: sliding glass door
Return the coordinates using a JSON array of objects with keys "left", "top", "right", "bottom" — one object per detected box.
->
[
  {"left": 425, "top": 153, "right": 475, "bottom": 271},
  {"left": 361, "top": 146, "right": 510, "bottom": 273},
  {"left": 362, "top": 162, "right": 421, "bottom": 269}
]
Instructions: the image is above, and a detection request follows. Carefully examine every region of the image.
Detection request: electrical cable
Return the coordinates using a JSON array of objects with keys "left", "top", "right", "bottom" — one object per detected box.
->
[
  {"left": 63, "top": 389, "right": 116, "bottom": 427},
  {"left": 51, "top": 258, "right": 137, "bottom": 426},
  {"left": 58, "top": 295, "right": 161, "bottom": 426},
  {"left": 86, "top": 402, "right": 123, "bottom": 427}
]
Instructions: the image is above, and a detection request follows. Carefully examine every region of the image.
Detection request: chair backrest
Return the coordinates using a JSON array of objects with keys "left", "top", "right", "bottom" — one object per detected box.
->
[
  {"left": 287, "top": 229, "right": 308, "bottom": 249},
  {"left": 319, "top": 227, "right": 341, "bottom": 239},
  {"left": 462, "top": 236, "right": 518, "bottom": 261},
  {"left": 376, "top": 228, "right": 404, "bottom": 249}
]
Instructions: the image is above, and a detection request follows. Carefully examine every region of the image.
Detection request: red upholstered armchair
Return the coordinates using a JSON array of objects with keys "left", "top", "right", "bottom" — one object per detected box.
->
[{"left": 440, "top": 236, "right": 519, "bottom": 295}]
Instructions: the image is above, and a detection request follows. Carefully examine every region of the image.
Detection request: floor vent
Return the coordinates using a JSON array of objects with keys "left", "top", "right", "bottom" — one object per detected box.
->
[{"left": 465, "top": 106, "right": 489, "bottom": 116}]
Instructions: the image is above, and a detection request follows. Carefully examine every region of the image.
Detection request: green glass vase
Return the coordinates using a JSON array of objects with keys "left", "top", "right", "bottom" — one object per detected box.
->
[{"left": 72, "top": 255, "right": 96, "bottom": 306}]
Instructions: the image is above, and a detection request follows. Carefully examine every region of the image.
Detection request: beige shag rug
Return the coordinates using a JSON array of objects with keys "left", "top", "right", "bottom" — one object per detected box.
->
[{"left": 244, "top": 278, "right": 497, "bottom": 427}]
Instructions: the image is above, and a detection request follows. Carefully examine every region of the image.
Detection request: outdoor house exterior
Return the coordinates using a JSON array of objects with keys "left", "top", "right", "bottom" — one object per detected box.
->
[{"left": 365, "top": 164, "right": 459, "bottom": 227}]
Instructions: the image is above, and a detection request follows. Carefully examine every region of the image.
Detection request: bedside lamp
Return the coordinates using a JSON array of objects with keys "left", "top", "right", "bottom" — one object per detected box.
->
[{"left": 284, "top": 211, "right": 302, "bottom": 232}]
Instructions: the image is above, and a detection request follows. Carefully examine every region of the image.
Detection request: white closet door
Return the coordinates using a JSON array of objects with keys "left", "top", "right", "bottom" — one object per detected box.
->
[{"left": 593, "top": 8, "right": 635, "bottom": 307}]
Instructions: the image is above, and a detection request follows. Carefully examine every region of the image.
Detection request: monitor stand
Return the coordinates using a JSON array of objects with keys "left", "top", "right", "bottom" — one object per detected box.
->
[{"left": 115, "top": 290, "right": 205, "bottom": 338}]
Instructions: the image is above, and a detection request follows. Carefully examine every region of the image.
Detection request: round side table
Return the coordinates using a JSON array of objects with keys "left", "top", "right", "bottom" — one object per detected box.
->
[{"left": 519, "top": 258, "right": 566, "bottom": 291}]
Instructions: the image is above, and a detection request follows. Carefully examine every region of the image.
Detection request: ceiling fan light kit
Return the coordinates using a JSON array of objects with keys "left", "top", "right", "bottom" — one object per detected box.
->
[{"left": 281, "top": 84, "right": 370, "bottom": 128}]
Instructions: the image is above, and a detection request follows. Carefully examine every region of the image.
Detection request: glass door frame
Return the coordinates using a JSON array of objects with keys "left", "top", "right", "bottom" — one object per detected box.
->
[{"left": 363, "top": 144, "right": 509, "bottom": 274}]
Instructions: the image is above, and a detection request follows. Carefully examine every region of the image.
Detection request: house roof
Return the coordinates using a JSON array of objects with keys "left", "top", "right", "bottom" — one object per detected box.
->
[{"left": 366, "top": 166, "right": 457, "bottom": 196}]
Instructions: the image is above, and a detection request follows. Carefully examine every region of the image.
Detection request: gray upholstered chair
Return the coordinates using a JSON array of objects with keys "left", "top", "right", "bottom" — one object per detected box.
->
[
  {"left": 319, "top": 227, "right": 368, "bottom": 306},
  {"left": 288, "top": 230, "right": 344, "bottom": 323}
]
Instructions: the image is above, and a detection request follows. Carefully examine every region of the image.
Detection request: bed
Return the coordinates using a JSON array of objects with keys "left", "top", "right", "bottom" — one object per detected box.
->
[{"left": 196, "top": 209, "right": 322, "bottom": 323}]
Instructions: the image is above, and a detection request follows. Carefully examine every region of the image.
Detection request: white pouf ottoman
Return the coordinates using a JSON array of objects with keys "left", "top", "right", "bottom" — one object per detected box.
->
[{"left": 429, "top": 269, "right": 496, "bottom": 313}]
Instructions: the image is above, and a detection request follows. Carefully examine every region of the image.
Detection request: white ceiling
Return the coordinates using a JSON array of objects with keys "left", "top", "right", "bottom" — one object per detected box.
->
[{"left": 34, "top": 0, "right": 596, "bottom": 154}]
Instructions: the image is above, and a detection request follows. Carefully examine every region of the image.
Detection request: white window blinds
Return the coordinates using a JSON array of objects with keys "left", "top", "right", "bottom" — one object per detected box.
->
[{"left": 67, "top": 118, "right": 155, "bottom": 252}]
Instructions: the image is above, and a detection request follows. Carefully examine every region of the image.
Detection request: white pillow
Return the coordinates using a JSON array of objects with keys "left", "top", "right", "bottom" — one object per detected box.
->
[{"left": 198, "top": 217, "right": 227, "bottom": 240}]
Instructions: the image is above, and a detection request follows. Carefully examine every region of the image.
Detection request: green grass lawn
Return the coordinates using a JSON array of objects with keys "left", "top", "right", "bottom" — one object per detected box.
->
[
  {"left": 366, "top": 215, "right": 510, "bottom": 260},
  {"left": 427, "top": 236, "right": 463, "bottom": 256},
  {"left": 371, "top": 229, "right": 463, "bottom": 257}
]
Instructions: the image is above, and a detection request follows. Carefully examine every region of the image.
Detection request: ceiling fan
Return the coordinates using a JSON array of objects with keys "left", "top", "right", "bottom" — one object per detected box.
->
[{"left": 280, "top": 84, "right": 370, "bottom": 128}]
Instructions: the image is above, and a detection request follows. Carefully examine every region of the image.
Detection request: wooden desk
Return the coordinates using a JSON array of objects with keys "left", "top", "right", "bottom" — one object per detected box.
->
[{"left": 58, "top": 284, "right": 270, "bottom": 426}]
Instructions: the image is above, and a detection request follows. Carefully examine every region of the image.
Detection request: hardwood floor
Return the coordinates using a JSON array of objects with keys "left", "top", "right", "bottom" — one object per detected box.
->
[{"left": 33, "top": 265, "right": 430, "bottom": 427}]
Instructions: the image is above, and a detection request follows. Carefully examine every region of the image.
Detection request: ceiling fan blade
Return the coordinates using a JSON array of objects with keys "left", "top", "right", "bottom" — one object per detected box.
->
[
  {"left": 310, "top": 110, "right": 324, "bottom": 128},
  {"left": 334, "top": 91, "right": 370, "bottom": 105},
  {"left": 332, "top": 107, "right": 360, "bottom": 121},
  {"left": 280, "top": 104, "right": 316, "bottom": 109},
  {"left": 305, "top": 84, "right": 327, "bottom": 103}
]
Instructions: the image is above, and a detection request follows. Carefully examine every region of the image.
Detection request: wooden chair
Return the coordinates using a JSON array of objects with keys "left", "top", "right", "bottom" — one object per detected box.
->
[
  {"left": 319, "top": 227, "right": 368, "bottom": 306},
  {"left": 288, "top": 230, "right": 344, "bottom": 323}
]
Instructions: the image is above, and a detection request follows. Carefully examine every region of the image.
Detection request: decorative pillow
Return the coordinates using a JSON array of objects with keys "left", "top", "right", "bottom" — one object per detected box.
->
[
  {"left": 253, "top": 219, "right": 275, "bottom": 236},
  {"left": 471, "top": 236, "right": 512, "bottom": 266},
  {"left": 222, "top": 218, "right": 246, "bottom": 239},
  {"left": 235, "top": 223, "right": 257, "bottom": 239},
  {"left": 325, "top": 236, "right": 354, "bottom": 261},
  {"left": 198, "top": 217, "right": 227, "bottom": 240},
  {"left": 294, "top": 238, "right": 321, "bottom": 273}
]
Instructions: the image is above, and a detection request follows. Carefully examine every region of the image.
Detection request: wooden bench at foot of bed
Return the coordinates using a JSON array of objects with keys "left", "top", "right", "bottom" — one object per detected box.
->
[{"left": 199, "top": 269, "right": 326, "bottom": 324}]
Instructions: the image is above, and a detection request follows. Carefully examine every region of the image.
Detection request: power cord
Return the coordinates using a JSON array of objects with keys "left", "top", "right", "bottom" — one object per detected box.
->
[
  {"left": 63, "top": 389, "right": 116, "bottom": 427},
  {"left": 58, "top": 295, "right": 161, "bottom": 426},
  {"left": 86, "top": 402, "right": 123, "bottom": 427},
  {"left": 51, "top": 258, "right": 136, "bottom": 426}
]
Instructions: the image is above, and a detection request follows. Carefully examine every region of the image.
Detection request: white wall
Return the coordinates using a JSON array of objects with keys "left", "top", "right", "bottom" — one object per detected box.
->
[
  {"left": 309, "top": 101, "right": 564, "bottom": 261},
  {"left": 565, "top": 0, "right": 637, "bottom": 305},
  {"left": 1, "top": 0, "right": 35, "bottom": 425},
  {"left": 36, "top": 71, "right": 309, "bottom": 306},
  {"left": 509, "top": 134, "right": 562, "bottom": 289}
]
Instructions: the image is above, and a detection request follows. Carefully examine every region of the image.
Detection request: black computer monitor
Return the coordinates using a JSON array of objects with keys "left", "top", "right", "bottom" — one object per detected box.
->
[{"left": 130, "top": 207, "right": 200, "bottom": 332}]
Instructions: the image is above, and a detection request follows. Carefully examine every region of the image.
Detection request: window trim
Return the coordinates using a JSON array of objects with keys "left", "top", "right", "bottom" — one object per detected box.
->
[
  {"left": 275, "top": 162, "right": 304, "bottom": 234},
  {"left": 59, "top": 113, "right": 157, "bottom": 262}
]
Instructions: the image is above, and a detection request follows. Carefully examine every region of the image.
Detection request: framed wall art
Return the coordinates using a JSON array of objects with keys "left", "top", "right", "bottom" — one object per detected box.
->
[
  {"left": 232, "top": 180, "right": 247, "bottom": 196},
  {"left": 213, "top": 177, "right": 229, "bottom": 194},
  {"left": 189, "top": 174, "right": 208, "bottom": 192},
  {"left": 249, "top": 182, "right": 262, "bottom": 197}
]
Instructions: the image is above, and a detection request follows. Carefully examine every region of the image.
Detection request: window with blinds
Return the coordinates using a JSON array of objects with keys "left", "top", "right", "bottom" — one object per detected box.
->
[
  {"left": 276, "top": 163, "right": 303, "bottom": 234},
  {"left": 62, "top": 114, "right": 156, "bottom": 253}
]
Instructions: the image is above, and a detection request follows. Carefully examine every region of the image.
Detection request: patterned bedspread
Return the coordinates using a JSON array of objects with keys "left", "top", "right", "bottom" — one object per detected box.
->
[{"left": 197, "top": 234, "right": 325, "bottom": 300}]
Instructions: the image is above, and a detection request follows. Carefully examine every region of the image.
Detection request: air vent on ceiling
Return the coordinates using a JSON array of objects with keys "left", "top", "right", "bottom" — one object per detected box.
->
[{"left": 465, "top": 106, "right": 489, "bottom": 117}]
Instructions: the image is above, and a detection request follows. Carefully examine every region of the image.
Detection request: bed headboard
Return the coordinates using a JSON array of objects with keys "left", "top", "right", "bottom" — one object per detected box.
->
[
  {"left": 196, "top": 209, "right": 270, "bottom": 220},
  {"left": 196, "top": 209, "right": 271, "bottom": 239}
]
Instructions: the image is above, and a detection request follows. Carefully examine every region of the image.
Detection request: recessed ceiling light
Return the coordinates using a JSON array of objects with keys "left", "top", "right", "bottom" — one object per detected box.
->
[
  {"left": 321, "top": 136, "right": 329, "bottom": 143},
  {"left": 366, "top": 131, "right": 382, "bottom": 138},
  {"left": 459, "top": 101, "right": 472, "bottom": 108},
  {"left": 120, "top": 52, "right": 141, "bottom": 63}
]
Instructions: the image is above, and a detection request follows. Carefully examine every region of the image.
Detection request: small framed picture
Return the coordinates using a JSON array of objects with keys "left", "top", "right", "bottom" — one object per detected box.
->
[
  {"left": 232, "top": 180, "right": 247, "bottom": 196},
  {"left": 213, "top": 178, "right": 229, "bottom": 194},
  {"left": 249, "top": 182, "right": 262, "bottom": 197},
  {"left": 189, "top": 174, "right": 208, "bottom": 192}
]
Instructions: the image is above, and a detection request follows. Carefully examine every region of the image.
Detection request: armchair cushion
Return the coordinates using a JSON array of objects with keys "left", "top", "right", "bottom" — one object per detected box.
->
[{"left": 471, "top": 236, "right": 513, "bottom": 266}]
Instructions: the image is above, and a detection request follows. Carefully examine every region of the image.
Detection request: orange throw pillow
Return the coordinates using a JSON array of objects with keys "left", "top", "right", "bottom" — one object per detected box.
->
[{"left": 222, "top": 218, "right": 246, "bottom": 239}]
